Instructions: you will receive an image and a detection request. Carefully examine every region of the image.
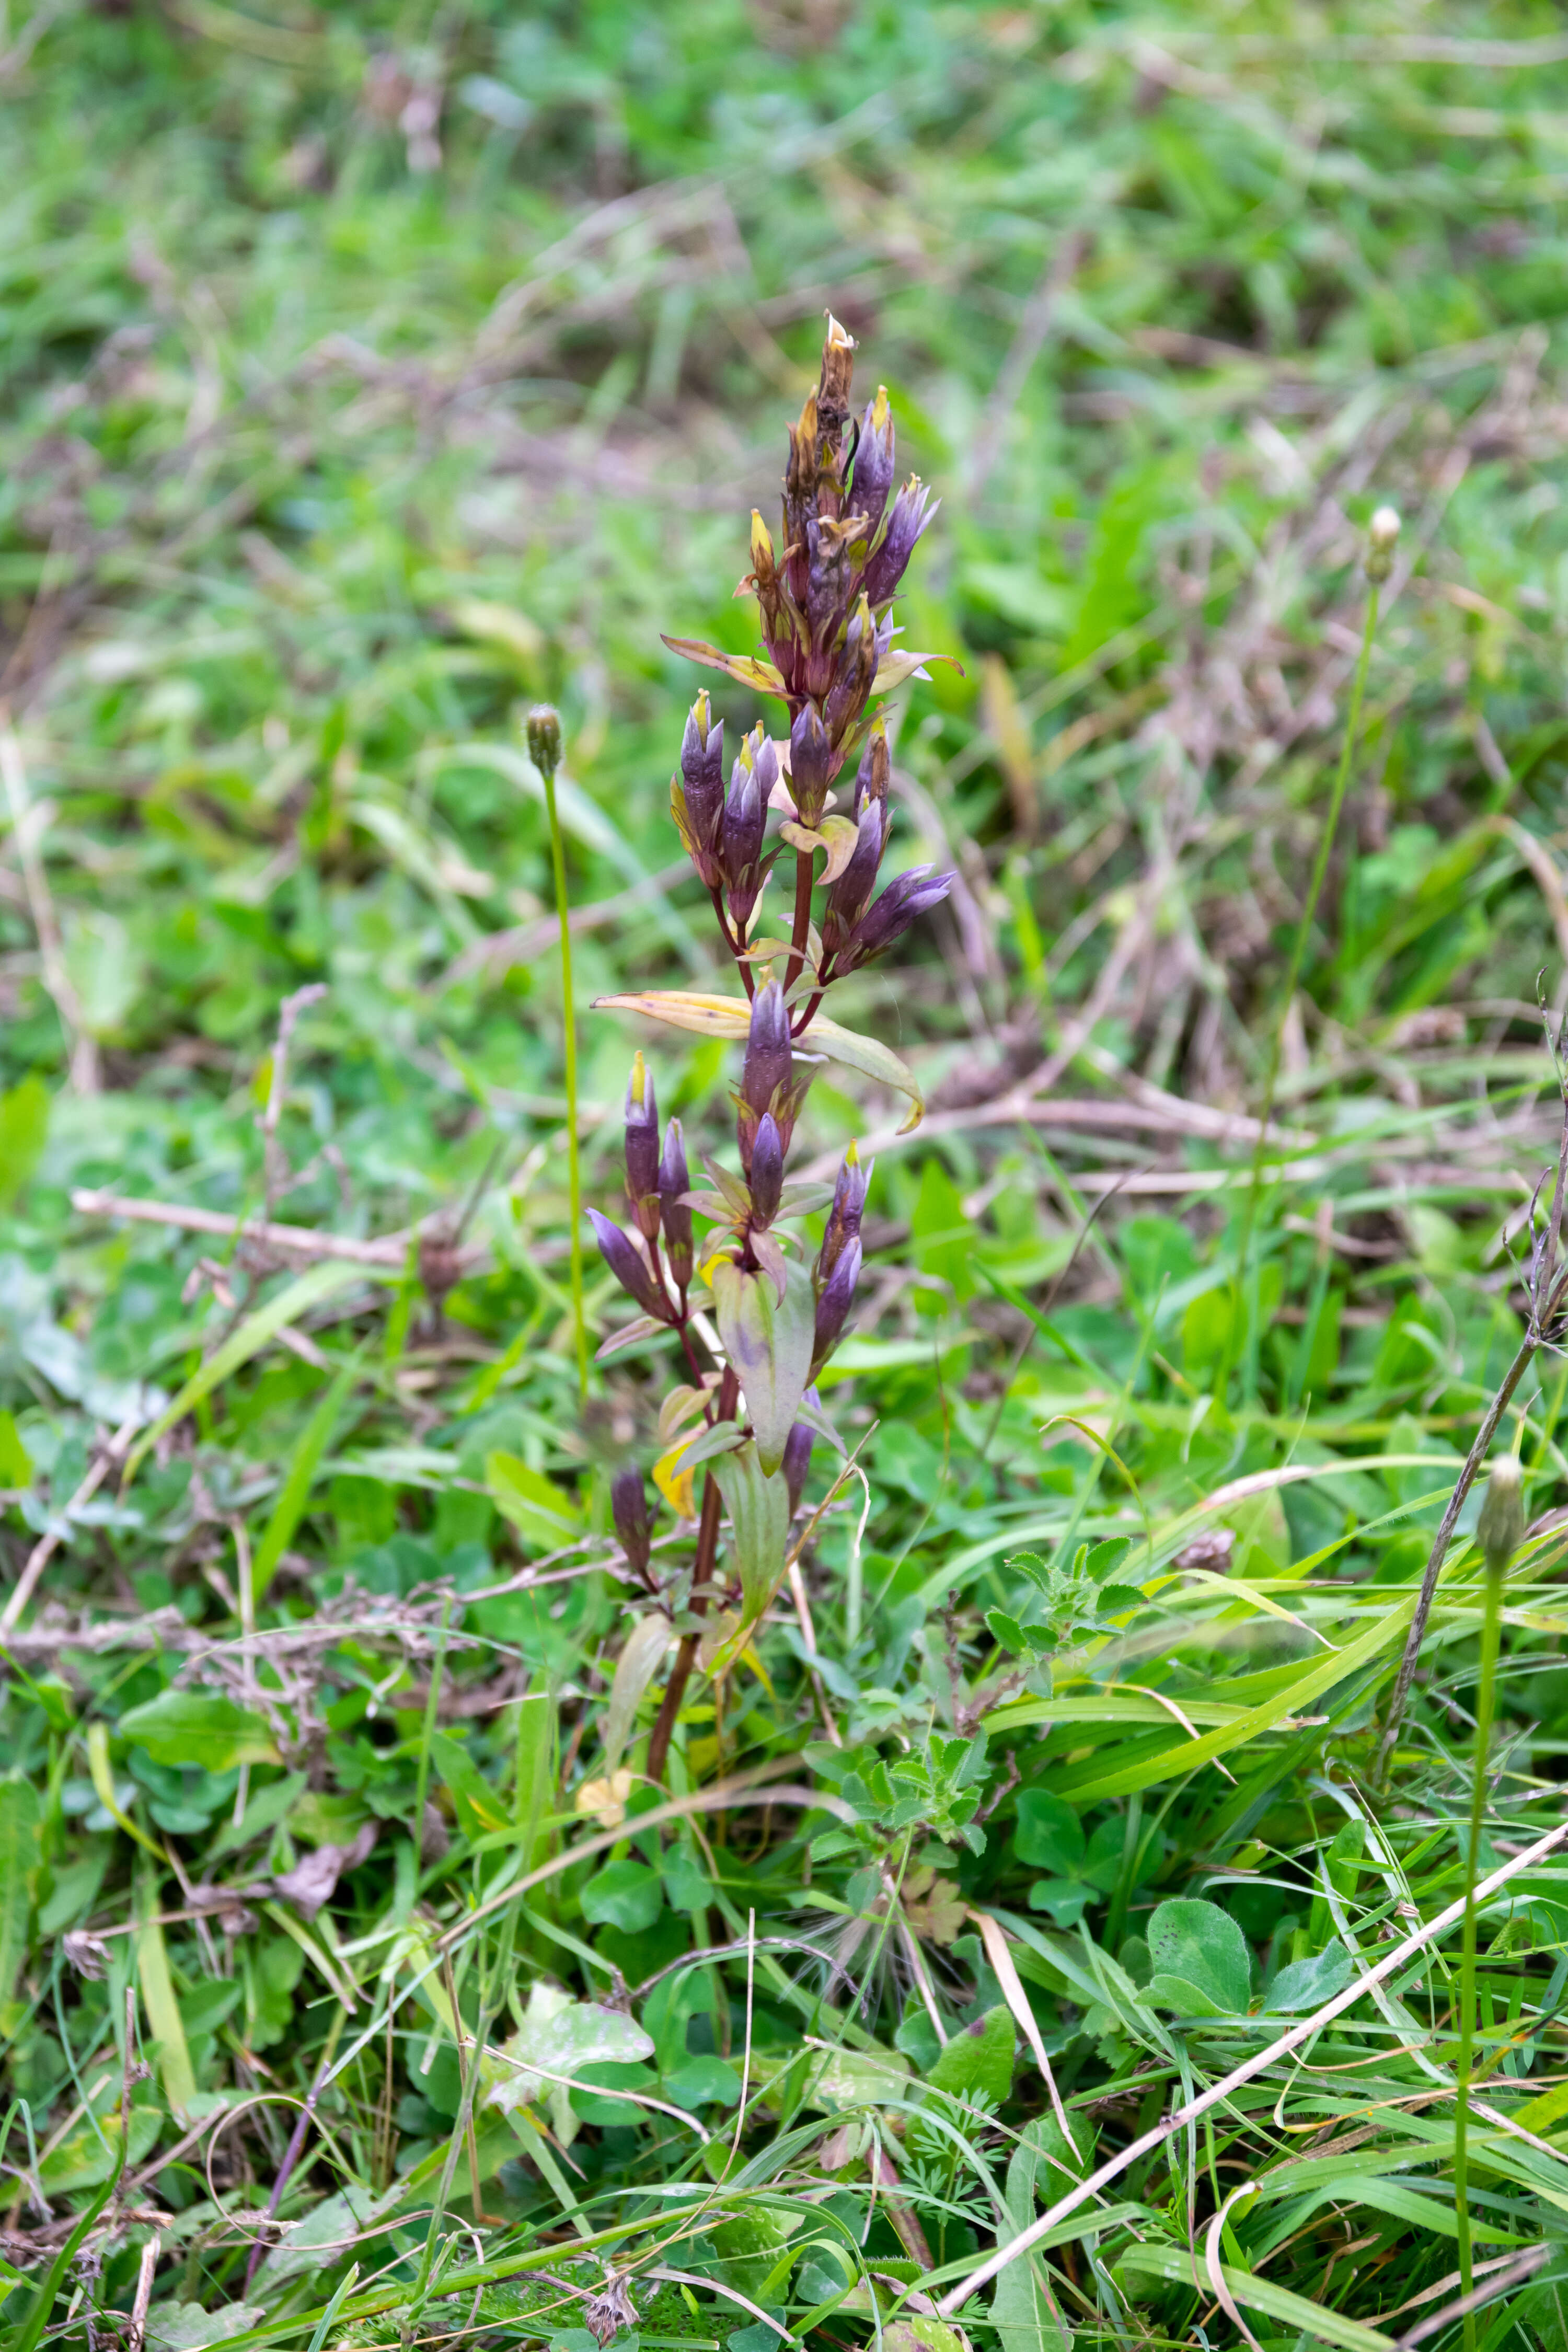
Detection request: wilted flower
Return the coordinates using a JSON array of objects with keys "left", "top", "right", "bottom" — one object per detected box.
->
[{"left": 612, "top": 1467, "right": 652, "bottom": 1576}]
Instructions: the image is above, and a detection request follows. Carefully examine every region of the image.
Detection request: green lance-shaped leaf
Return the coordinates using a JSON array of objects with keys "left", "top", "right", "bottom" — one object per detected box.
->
[
  {"left": 601, "top": 1610, "right": 676, "bottom": 1776},
  {"left": 712, "top": 1441, "right": 791, "bottom": 1624},
  {"left": 711, "top": 1258, "right": 815, "bottom": 1476}
]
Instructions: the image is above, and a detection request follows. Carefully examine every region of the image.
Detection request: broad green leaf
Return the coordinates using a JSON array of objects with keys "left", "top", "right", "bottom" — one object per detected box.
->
[
  {"left": 0, "top": 1778, "right": 40, "bottom": 2007},
  {"left": 485, "top": 1451, "right": 582, "bottom": 1552},
  {"left": 485, "top": 1980, "right": 654, "bottom": 2113},
  {"left": 38, "top": 2103, "right": 160, "bottom": 2195},
  {"left": 126, "top": 1259, "right": 394, "bottom": 1481},
  {"left": 711, "top": 1260, "right": 815, "bottom": 1476},
  {"left": 581, "top": 1858, "right": 663, "bottom": 1933},
  {"left": 145, "top": 2303, "right": 267, "bottom": 2350},
  {"left": 601, "top": 1611, "right": 675, "bottom": 1775},
  {"left": 1146, "top": 1898, "right": 1251, "bottom": 2016},
  {"left": 712, "top": 1442, "right": 791, "bottom": 1622},
  {"left": 118, "top": 1690, "right": 280, "bottom": 1770},
  {"left": 1264, "top": 1946, "right": 1355, "bottom": 2012},
  {"left": 925, "top": 2004, "right": 1015, "bottom": 2104},
  {"left": 1013, "top": 1792, "right": 1085, "bottom": 1876}
]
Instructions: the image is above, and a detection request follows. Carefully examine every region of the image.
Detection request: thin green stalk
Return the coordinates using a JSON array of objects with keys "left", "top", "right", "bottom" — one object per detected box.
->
[
  {"left": 530, "top": 707, "right": 589, "bottom": 1400},
  {"left": 1219, "top": 564, "right": 1386, "bottom": 1407},
  {"left": 1453, "top": 1456, "right": 1521, "bottom": 2351},
  {"left": 1452, "top": 1558, "right": 1502, "bottom": 2344}
]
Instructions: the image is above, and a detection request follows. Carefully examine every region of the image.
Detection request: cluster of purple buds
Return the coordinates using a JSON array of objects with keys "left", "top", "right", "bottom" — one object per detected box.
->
[
  {"left": 734, "top": 979, "right": 811, "bottom": 1196},
  {"left": 671, "top": 698, "right": 778, "bottom": 938},
  {"left": 744, "top": 322, "right": 939, "bottom": 788},
  {"left": 812, "top": 1140, "right": 869, "bottom": 1375},
  {"left": 587, "top": 1051, "right": 693, "bottom": 1325},
  {"left": 815, "top": 722, "right": 953, "bottom": 981}
]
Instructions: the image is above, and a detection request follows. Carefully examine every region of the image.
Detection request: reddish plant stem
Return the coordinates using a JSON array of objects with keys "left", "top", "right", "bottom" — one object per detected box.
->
[
  {"left": 710, "top": 888, "right": 754, "bottom": 997},
  {"left": 782, "top": 846, "right": 815, "bottom": 996},
  {"left": 647, "top": 1363, "right": 739, "bottom": 1783}
]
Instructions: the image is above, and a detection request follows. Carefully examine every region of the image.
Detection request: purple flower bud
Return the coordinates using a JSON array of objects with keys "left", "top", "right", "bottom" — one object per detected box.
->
[
  {"left": 822, "top": 596, "right": 879, "bottom": 746},
  {"left": 782, "top": 1420, "right": 814, "bottom": 1517},
  {"left": 742, "top": 978, "right": 792, "bottom": 1122},
  {"left": 789, "top": 701, "right": 832, "bottom": 827},
  {"left": 863, "top": 476, "right": 938, "bottom": 607},
  {"left": 852, "top": 721, "right": 890, "bottom": 823},
  {"left": 719, "top": 734, "right": 770, "bottom": 931},
  {"left": 587, "top": 1207, "right": 671, "bottom": 1324},
  {"left": 818, "top": 1143, "right": 870, "bottom": 1284},
  {"left": 749, "top": 1112, "right": 783, "bottom": 1227},
  {"left": 824, "top": 798, "right": 887, "bottom": 954},
  {"left": 681, "top": 693, "right": 724, "bottom": 835},
  {"left": 812, "top": 1235, "right": 861, "bottom": 1373},
  {"left": 838, "top": 864, "right": 954, "bottom": 974},
  {"left": 848, "top": 386, "right": 896, "bottom": 546},
  {"left": 624, "top": 1052, "right": 661, "bottom": 1240},
  {"left": 612, "top": 1467, "right": 651, "bottom": 1575},
  {"left": 658, "top": 1117, "right": 693, "bottom": 1289}
]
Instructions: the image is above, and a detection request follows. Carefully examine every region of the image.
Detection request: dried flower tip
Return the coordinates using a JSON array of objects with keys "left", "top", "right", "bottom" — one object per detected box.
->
[
  {"left": 658, "top": 1117, "right": 693, "bottom": 1288},
  {"left": 526, "top": 704, "right": 563, "bottom": 779},
  {"left": 1478, "top": 1453, "right": 1524, "bottom": 1578},
  {"left": 1365, "top": 505, "right": 1401, "bottom": 583},
  {"left": 611, "top": 1466, "right": 652, "bottom": 1575},
  {"left": 817, "top": 314, "right": 857, "bottom": 432},
  {"left": 751, "top": 510, "right": 777, "bottom": 576}
]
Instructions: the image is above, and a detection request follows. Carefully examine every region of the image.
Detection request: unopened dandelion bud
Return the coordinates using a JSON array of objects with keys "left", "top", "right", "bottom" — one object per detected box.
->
[
  {"left": 526, "top": 704, "right": 562, "bottom": 779},
  {"left": 1478, "top": 1455, "right": 1524, "bottom": 1579},
  {"left": 658, "top": 1118, "right": 693, "bottom": 1289},
  {"left": 624, "top": 1052, "right": 661, "bottom": 1240},
  {"left": 612, "top": 1467, "right": 652, "bottom": 1575},
  {"left": 1366, "top": 505, "right": 1401, "bottom": 584}
]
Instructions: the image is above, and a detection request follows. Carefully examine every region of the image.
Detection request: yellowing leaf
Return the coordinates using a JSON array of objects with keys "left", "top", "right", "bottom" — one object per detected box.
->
[
  {"left": 593, "top": 989, "right": 753, "bottom": 1040},
  {"left": 661, "top": 636, "right": 788, "bottom": 696},
  {"left": 780, "top": 814, "right": 860, "bottom": 884},
  {"left": 711, "top": 1262, "right": 815, "bottom": 1476}
]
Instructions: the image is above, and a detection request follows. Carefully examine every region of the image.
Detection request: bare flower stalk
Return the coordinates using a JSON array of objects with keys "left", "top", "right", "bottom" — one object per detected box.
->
[
  {"left": 1451, "top": 1452, "right": 1525, "bottom": 2349},
  {"left": 529, "top": 704, "right": 590, "bottom": 1399},
  {"left": 590, "top": 320, "right": 955, "bottom": 1788}
]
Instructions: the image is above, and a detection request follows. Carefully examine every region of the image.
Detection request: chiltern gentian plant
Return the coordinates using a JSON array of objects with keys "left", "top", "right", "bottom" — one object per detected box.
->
[{"left": 590, "top": 319, "right": 954, "bottom": 1783}]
